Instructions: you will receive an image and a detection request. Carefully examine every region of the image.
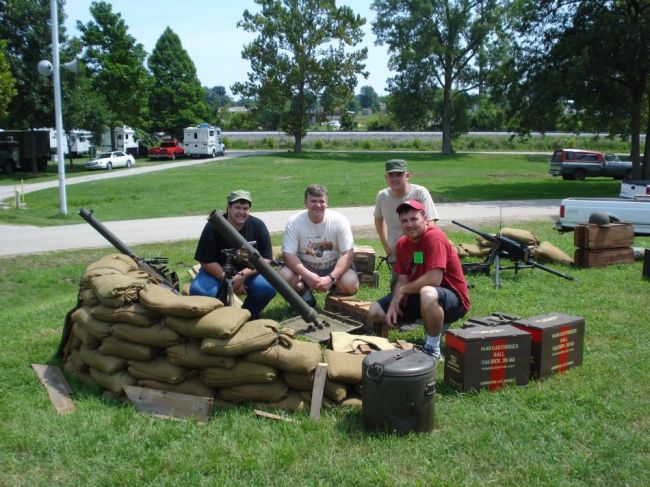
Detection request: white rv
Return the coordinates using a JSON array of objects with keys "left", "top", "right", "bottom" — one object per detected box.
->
[
  {"left": 100, "top": 126, "right": 139, "bottom": 155},
  {"left": 48, "top": 128, "right": 68, "bottom": 155},
  {"left": 68, "top": 129, "right": 94, "bottom": 157},
  {"left": 183, "top": 124, "right": 225, "bottom": 158}
]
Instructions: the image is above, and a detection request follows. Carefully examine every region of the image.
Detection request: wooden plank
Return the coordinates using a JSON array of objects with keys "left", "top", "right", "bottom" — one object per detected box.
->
[
  {"left": 574, "top": 247, "right": 635, "bottom": 268},
  {"left": 31, "top": 364, "right": 75, "bottom": 415},
  {"left": 395, "top": 339, "right": 414, "bottom": 350},
  {"left": 254, "top": 409, "right": 296, "bottom": 423},
  {"left": 356, "top": 344, "right": 373, "bottom": 355},
  {"left": 574, "top": 223, "right": 634, "bottom": 250},
  {"left": 310, "top": 363, "right": 328, "bottom": 421},
  {"left": 123, "top": 385, "right": 214, "bottom": 423}
]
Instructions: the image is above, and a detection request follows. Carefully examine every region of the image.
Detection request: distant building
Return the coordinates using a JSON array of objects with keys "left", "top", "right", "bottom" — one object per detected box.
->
[{"left": 227, "top": 106, "right": 249, "bottom": 113}]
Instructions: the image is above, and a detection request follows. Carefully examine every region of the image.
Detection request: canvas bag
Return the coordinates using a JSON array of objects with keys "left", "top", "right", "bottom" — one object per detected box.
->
[
  {"left": 79, "top": 343, "right": 127, "bottom": 375},
  {"left": 139, "top": 282, "right": 223, "bottom": 318},
  {"left": 500, "top": 227, "right": 539, "bottom": 246},
  {"left": 127, "top": 356, "right": 189, "bottom": 384},
  {"left": 98, "top": 336, "right": 160, "bottom": 361},
  {"left": 164, "top": 306, "right": 250, "bottom": 339},
  {"left": 217, "top": 378, "right": 289, "bottom": 403},
  {"left": 282, "top": 371, "right": 314, "bottom": 391},
  {"left": 200, "top": 361, "right": 277, "bottom": 388},
  {"left": 166, "top": 341, "right": 237, "bottom": 369},
  {"left": 201, "top": 320, "right": 293, "bottom": 357},
  {"left": 92, "top": 303, "right": 160, "bottom": 327},
  {"left": 89, "top": 367, "right": 136, "bottom": 395},
  {"left": 245, "top": 339, "right": 322, "bottom": 374},
  {"left": 112, "top": 322, "right": 184, "bottom": 348},
  {"left": 323, "top": 349, "right": 365, "bottom": 384},
  {"left": 72, "top": 306, "right": 113, "bottom": 339},
  {"left": 534, "top": 241, "right": 574, "bottom": 265},
  {"left": 138, "top": 377, "right": 215, "bottom": 398},
  {"left": 91, "top": 274, "right": 148, "bottom": 308},
  {"left": 72, "top": 323, "right": 101, "bottom": 349},
  {"left": 251, "top": 392, "right": 307, "bottom": 412}
]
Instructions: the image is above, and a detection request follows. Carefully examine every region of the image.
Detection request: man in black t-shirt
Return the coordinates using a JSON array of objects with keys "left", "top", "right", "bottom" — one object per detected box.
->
[{"left": 190, "top": 190, "right": 276, "bottom": 319}]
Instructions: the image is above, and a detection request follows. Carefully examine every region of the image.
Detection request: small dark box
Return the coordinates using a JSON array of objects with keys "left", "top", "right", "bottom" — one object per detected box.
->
[
  {"left": 354, "top": 246, "right": 377, "bottom": 274},
  {"left": 444, "top": 325, "right": 532, "bottom": 392},
  {"left": 512, "top": 312, "right": 585, "bottom": 379},
  {"left": 357, "top": 271, "right": 379, "bottom": 287}
]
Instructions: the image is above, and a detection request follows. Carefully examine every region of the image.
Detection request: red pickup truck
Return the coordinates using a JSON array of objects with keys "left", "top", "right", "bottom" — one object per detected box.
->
[{"left": 148, "top": 140, "right": 185, "bottom": 160}]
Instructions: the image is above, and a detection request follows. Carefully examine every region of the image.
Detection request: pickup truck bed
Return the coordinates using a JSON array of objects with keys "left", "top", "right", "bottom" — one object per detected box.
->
[{"left": 556, "top": 196, "right": 650, "bottom": 235}]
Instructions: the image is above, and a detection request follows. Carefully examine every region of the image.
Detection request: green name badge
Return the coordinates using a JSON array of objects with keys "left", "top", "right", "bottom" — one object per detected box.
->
[{"left": 413, "top": 251, "right": 424, "bottom": 264}]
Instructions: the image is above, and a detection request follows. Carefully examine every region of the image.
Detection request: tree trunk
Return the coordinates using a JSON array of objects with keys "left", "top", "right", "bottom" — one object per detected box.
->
[
  {"left": 441, "top": 72, "right": 453, "bottom": 155},
  {"left": 643, "top": 95, "right": 650, "bottom": 179},
  {"left": 294, "top": 132, "right": 302, "bottom": 153},
  {"left": 29, "top": 129, "right": 38, "bottom": 174},
  {"left": 628, "top": 81, "right": 643, "bottom": 179}
]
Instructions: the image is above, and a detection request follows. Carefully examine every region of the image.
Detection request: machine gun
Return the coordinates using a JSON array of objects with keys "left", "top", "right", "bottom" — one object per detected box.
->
[
  {"left": 218, "top": 245, "right": 256, "bottom": 307},
  {"left": 452, "top": 220, "right": 575, "bottom": 288},
  {"left": 78, "top": 208, "right": 179, "bottom": 292}
]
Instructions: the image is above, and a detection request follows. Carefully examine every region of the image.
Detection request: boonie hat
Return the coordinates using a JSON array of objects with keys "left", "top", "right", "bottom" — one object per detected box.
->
[
  {"left": 227, "top": 189, "right": 252, "bottom": 205},
  {"left": 385, "top": 159, "right": 408, "bottom": 173},
  {"left": 396, "top": 199, "right": 425, "bottom": 213},
  {"left": 588, "top": 211, "right": 618, "bottom": 227}
]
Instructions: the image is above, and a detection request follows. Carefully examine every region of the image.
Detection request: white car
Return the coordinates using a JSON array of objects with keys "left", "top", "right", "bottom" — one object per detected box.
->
[{"left": 84, "top": 151, "right": 135, "bottom": 170}]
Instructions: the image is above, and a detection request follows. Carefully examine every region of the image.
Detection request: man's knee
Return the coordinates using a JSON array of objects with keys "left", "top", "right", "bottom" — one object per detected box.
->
[
  {"left": 420, "top": 286, "right": 440, "bottom": 305},
  {"left": 368, "top": 301, "right": 385, "bottom": 321}
]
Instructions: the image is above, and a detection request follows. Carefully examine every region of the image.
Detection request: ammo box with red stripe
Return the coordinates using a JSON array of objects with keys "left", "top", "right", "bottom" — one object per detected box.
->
[
  {"left": 512, "top": 313, "right": 585, "bottom": 379},
  {"left": 444, "top": 325, "right": 532, "bottom": 392}
]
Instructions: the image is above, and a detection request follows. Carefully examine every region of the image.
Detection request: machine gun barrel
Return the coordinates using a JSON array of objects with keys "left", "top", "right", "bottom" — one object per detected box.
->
[
  {"left": 78, "top": 207, "right": 178, "bottom": 291},
  {"left": 452, "top": 219, "right": 528, "bottom": 259},
  {"left": 206, "top": 210, "right": 319, "bottom": 326}
]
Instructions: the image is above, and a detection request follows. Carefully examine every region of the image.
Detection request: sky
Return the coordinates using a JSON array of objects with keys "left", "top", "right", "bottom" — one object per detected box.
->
[{"left": 63, "top": 0, "right": 394, "bottom": 97}]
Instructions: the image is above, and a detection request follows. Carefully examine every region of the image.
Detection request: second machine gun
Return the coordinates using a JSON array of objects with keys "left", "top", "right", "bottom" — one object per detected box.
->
[{"left": 452, "top": 220, "right": 575, "bottom": 288}]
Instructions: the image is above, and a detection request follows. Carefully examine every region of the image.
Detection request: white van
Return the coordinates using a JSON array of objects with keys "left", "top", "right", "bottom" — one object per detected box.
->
[
  {"left": 100, "top": 126, "right": 139, "bottom": 155},
  {"left": 183, "top": 124, "right": 225, "bottom": 158}
]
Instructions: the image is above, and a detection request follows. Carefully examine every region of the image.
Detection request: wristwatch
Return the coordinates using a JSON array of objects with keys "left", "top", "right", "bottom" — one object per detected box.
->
[{"left": 328, "top": 274, "right": 337, "bottom": 287}]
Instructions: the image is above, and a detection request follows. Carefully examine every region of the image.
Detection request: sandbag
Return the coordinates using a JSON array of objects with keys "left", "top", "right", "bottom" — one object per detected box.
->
[
  {"left": 92, "top": 303, "right": 160, "bottom": 327},
  {"left": 201, "top": 320, "right": 292, "bottom": 357},
  {"left": 79, "top": 288, "right": 99, "bottom": 306},
  {"left": 500, "top": 227, "right": 539, "bottom": 246},
  {"left": 459, "top": 243, "right": 491, "bottom": 257},
  {"left": 66, "top": 349, "right": 88, "bottom": 373},
  {"left": 72, "top": 323, "right": 101, "bottom": 349},
  {"left": 245, "top": 339, "right": 322, "bottom": 374},
  {"left": 79, "top": 344, "right": 127, "bottom": 375},
  {"left": 127, "top": 356, "right": 189, "bottom": 384},
  {"left": 63, "top": 361, "right": 95, "bottom": 387},
  {"left": 164, "top": 306, "right": 250, "bottom": 339},
  {"left": 323, "top": 349, "right": 365, "bottom": 384},
  {"left": 200, "top": 361, "right": 277, "bottom": 388},
  {"left": 91, "top": 274, "right": 148, "bottom": 307},
  {"left": 98, "top": 336, "right": 160, "bottom": 361},
  {"left": 282, "top": 371, "right": 314, "bottom": 391},
  {"left": 251, "top": 392, "right": 307, "bottom": 412},
  {"left": 534, "top": 241, "right": 574, "bottom": 265},
  {"left": 138, "top": 377, "right": 215, "bottom": 398},
  {"left": 166, "top": 341, "right": 236, "bottom": 369},
  {"left": 324, "top": 379, "right": 348, "bottom": 403},
  {"left": 139, "top": 282, "right": 223, "bottom": 318},
  {"left": 112, "top": 322, "right": 184, "bottom": 348},
  {"left": 341, "top": 396, "right": 363, "bottom": 408},
  {"left": 72, "top": 306, "right": 113, "bottom": 339},
  {"left": 453, "top": 244, "right": 468, "bottom": 258},
  {"left": 89, "top": 367, "right": 136, "bottom": 395},
  {"left": 86, "top": 253, "right": 138, "bottom": 273},
  {"left": 475, "top": 236, "right": 494, "bottom": 248},
  {"left": 218, "top": 379, "right": 289, "bottom": 403},
  {"left": 297, "top": 391, "right": 335, "bottom": 409}
]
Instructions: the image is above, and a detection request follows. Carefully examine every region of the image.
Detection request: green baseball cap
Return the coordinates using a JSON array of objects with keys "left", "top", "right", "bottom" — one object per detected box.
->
[
  {"left": 227, "top": 189, "right": 252, "bottom": 205},
  {"left": 385, "top": 159, "right": 407, "bottom": 173}
]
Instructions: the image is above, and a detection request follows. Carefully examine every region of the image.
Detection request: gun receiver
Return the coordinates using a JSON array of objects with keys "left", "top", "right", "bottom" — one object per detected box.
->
[{"left": 452, "top": 220, "right": 575, "bottom": 287}]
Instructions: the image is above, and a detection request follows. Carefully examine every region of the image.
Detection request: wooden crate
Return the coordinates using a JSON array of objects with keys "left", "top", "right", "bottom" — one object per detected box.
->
[
  {"left": 354, "top": 246, "right": 377, "bottom": 273},
  {"left": 357, "top": 271, "right": 379, "bottom": 287},
  {"left": 325, "top": 295, "right": 372, "bottom": 325},
  {"left": 574, "top": 223, "right": 634, "bottom": 250},
  {"left": 574, "top": 247, "right": 634, "bottom": 268}
]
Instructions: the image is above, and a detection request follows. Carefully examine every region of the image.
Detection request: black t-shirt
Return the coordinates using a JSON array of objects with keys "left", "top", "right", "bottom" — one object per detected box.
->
[{"left": 193, "top": 214, "right": 273, "bottom": 271}]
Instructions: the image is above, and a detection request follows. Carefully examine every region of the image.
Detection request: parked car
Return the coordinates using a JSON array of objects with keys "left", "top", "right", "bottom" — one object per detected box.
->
[
  {"left": 555, "top": 196, "right": 650, "bottom": 235},
  {"left": 620, "top": 179, "right": 650, "bottom": 198},
  {"left": 549, "top": 148, "right": 632, "bottom": 180},
  {"left": 148, "top": 139, "right": 185, "bottom": 160},
  {"left": 84, "top": 151, "right": 135, "bottom": 170}
]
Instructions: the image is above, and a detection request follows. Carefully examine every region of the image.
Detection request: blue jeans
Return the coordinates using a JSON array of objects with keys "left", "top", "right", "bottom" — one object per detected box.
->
[{"left": 189, "top": 268, "right": 276, "bottom": 319}]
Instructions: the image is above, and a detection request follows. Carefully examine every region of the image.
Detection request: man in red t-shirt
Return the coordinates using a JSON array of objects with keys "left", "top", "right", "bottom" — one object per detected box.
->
[{"left": 368, "top": 200, "right": 470, "bottom": 360}]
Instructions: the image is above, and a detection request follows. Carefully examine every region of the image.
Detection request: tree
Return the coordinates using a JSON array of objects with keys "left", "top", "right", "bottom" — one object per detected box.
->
[
  {"left": 77, "top": 1, "right": 150, "bottom": 148},
  {"left": 233, "top": 0, "right": 368, "bottom": 152},
  {"left": 0, "top": 40, "right": 16, "bottom": 121},
  {"left": 373, "top": 0, "right": 504, "bottom": 154},
  {"left": 357, "top": 85, "right": 379, "bottom": 111},
  {"left": 504, "top": 0, "right": 650, "bottom": 177},
  {"left": 205, "top": 85, "right": 233, "bottom": 127},
  {"left": 148, "top": 27, "right": 207, "bottom": 139}
]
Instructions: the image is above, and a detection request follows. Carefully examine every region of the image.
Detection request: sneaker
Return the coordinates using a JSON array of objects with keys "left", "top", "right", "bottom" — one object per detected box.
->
[
  {"left": 301, "top": 288, "right": 316, "bottom": 307},
  {"left": 422, "top": 344, "right": 443, "bottom": 362}
]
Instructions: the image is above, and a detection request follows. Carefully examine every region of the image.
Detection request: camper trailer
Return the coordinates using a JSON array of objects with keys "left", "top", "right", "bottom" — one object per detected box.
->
[
  {"left": 100, "top": 126, "right": 139, "bottom": 155},
  {"left": 48, "top": 128, "right": 68, "bottom": 156},
  {"left": 68, "top": 130, "right": 94, "bottom": 157},
  {"left": 183, "top": 124, "right": 225, "bottom": 158}
]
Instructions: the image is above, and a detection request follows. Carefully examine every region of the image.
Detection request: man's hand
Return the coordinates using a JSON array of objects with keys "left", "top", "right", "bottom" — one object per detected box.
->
[{"left": 232, "top": 273, "right": 247, "bottom": 294}]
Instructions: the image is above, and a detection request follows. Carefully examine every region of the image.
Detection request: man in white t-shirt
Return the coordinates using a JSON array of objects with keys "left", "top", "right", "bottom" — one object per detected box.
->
[
  {"left": 280, "top": 184, "right": 359, "bottom": 306},
  {"left": 374, "top": 159, "right": 439, "bottom": 263}
]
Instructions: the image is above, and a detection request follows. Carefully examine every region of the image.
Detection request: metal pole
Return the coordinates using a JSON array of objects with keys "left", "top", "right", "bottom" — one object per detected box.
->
[{"left": 49, "top": 0, "right": 67, "bottom": 215}]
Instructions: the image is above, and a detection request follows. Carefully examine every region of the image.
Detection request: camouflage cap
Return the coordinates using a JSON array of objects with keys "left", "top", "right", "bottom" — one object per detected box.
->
[
  {"left": 385, "top": 159, "right": 407, "bottom": 173},
  {"left": 227, "top": 189, "right": 252, "bottom": 205}
]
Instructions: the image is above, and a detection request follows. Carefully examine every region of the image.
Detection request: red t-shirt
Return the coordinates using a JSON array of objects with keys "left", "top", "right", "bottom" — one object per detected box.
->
[{"left": 394, "top": 226, "right": 470, "bottom": 312}]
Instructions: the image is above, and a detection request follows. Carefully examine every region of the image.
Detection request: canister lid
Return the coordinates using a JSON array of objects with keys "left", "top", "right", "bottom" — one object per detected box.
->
[{"left": 363, "top": 348, "right": 435, "bottom": 378}]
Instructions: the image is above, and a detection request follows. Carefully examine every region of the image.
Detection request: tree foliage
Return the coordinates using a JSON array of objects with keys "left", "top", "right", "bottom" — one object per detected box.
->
[
  {"left": 76, "top": 1, "right": 150, "bottom": 146},
  {"left": 148, "top": 27, "right": 207, "bottom": 139},
  {"left": 0, "top": 39, "right": 16, "bottom": 121},
  {"left": 373, "top": 0, "right": 504, "bottom": 153},
  {"left": 233, "top": 0, "right": 368, "bottom": 152},
  {"left": 357, "top": 85, "right": 379, "bottom": 111}
]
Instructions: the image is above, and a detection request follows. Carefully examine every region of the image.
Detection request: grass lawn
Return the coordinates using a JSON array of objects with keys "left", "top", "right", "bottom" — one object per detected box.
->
[
  {"left": 0, "top": 151, "right": 623, "bottom": 226},
  {"left": 1, "top": 221, "right": 649, "bottom": 485}
]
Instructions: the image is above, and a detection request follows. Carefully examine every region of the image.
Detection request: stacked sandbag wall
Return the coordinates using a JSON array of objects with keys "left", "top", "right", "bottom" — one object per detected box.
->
[{"left": 63, "top": 254, "right": 365, "bottom": 412}]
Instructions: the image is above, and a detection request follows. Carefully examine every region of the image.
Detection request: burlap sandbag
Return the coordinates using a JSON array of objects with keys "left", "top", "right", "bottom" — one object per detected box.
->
[
  {"left": 534, "top": 241, "right": 574, "bottom": 265},
  {"left": 200, "top": 361, "right": 277, "bottom": 388},
  {"left": 139, "top": 282, "right": 223, "bottom": 318},
  {"left": 63, "top": 361, "right": 95, "bottom": 387},
  {"left": 297, "top": 391, "right": 335, "bottom": 408},
  {"left": 112, "top": 322, "right": 184, "bottom": 348},
  {"left": 92, "top": 303, "right": 160, "bottom": 327},
  {"left": 167, "top": 341, "right": 236, "bottom": 369},
  {"left": 79, "top": 343, "right": 127, "bottom": 375},
  {"left": 251, "top": 391, "right": 307, "bottom": 412},
  {"left": 324, "top": 379, "right": 348, "bottom": 403},
  {"left": 341, "top": 396, "right": 363, "bottom": 408},
  {"left": 218, "top": 378, "right": 288, "bottom": 403},
  {"left": 138, "top": 377, "right": 215, "bottom": 398},
  {"left": 79, "top": 288, "right": 99, "bottom": 307},
  {"left": 500, "top": 227, "right": 539, "bottom": 246},
  {"left": 66, "top": 349, "right": 88, "bottom": 373},
  {"left": 475, "top": 236, "right": 494, "bottom": 248},
  {"left": 86, "top": 253, "right": 138, "bottom": 273},
  {"left": 245, "top": 339, "right": 322, "bottom": 374},
  {"left": 127, "top": 356, "right": 189, "bottom": 384},
  {"left": 282, "top": 371, "right": 314, "bottom": 391},
  {"left": 323, "top": 350, "right": 365, "bottom": 384},
  {"left": 72, "top": 323, "right": 101, "bottom": 349},
  {"left": 89, "top": 367, "right": 136, "bottom": 395},
  {"left": 453, "top": 244, "right": 468, "bottom": 258},
  {"left": 201, "top": 320, "right": 292, "bottom": 357},
  {"left": 459, "top": 243, "right": 491, "bottom": 257},
  {"left": 164, "top": 306, "right": 250, "bottom": 339},
  {"left": 99, "top": 336, "right": 160, "bottom": 361},
  {"left": 72, "top": 306, "right": 113, "bottom": 339},
  {"left": 91, "top": 274, "right": 148, "bottom": 308}
]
